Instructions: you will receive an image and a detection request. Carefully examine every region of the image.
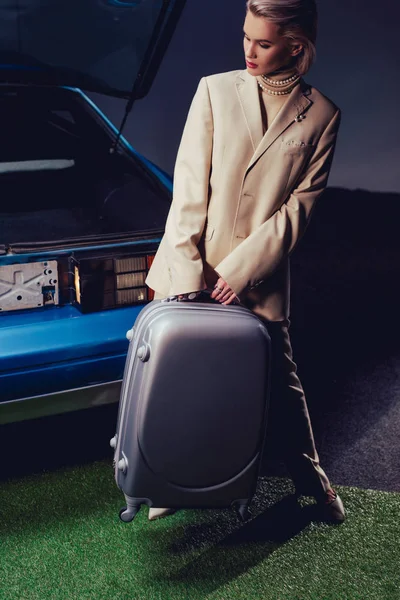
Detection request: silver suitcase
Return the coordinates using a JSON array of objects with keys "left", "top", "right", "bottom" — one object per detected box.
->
[{"left": 110, "top": 293, "right": 271, "bottom": 523}]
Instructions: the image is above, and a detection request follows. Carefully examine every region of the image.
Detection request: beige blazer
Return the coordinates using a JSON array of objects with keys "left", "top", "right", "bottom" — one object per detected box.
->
[{"left": 145, "top": 69, "right": 341, "bottom": 321}]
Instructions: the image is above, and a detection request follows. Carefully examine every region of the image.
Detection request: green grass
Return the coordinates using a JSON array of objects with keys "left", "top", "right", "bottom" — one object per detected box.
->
[{"left": 1, "top": 461, "right": 399, "bottom": 600}]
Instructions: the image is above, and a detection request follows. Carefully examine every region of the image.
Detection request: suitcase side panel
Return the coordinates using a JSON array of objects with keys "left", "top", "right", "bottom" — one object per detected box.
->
[{"left": 115, "top": 302, "right": 271, "bottom": 507}]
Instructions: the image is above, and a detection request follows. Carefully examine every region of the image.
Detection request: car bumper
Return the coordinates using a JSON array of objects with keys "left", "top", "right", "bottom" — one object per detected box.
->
[
  {"left": 0, "top": 303, "right": 144, "bottom": 402},
  {"left": 0, "top": 379, "right": 122, "bottom": 424}
]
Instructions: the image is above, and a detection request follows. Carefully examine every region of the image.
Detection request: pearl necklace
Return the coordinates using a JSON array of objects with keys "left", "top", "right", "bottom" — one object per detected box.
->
[
  {"left": 256, "top": 71, "right": 301, "bottom": 96},
  {"left": 262, "top": 73, "right": 299, "bottom": 86}
]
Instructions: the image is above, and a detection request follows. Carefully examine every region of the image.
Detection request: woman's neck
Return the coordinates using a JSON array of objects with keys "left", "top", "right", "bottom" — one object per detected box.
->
[
  {"left": 263, "top": 62, "right": 299, "bottom": 81},
  {"left": 257, "top": 61, "right": 301, "bottom": 96}
]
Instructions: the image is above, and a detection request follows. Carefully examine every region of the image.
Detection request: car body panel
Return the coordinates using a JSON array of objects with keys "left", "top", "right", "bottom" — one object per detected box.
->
[{"left": 0, "top": 303, "right": 140, "bottom": 400}]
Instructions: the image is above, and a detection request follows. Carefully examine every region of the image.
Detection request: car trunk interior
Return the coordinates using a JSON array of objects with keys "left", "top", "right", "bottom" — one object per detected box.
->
[{"left": 0, "top": 87, "right": 170, "bottom": 248}]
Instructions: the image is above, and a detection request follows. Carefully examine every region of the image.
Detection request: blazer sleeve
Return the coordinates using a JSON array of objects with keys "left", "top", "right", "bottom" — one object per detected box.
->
[
  {"left": 215, "top": 107, "right": 342, "bottom": 296},
  {"left": 163, "top": 76, "right": 214, "bottom": 295}
]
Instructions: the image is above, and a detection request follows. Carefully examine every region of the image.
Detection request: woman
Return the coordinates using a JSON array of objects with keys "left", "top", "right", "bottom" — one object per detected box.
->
[{"left": 145, "top": 0, "right": 345, "bottom": 523}]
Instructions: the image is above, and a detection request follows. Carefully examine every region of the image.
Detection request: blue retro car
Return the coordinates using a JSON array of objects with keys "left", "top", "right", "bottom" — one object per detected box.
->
[{"left": 0, "top": 0, "right": 186, "bottom": 424}]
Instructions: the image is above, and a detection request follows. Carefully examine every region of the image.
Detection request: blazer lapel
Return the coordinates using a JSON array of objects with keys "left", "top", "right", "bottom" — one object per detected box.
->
[
  {"left": 235, "top": 69, "right": 264, "bottom": 152},
  {"left": 235, "top": 70, "right": 313, "bottom": 172}
]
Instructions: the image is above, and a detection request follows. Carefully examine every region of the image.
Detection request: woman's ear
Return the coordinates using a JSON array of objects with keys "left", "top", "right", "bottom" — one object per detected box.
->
[{"left": 290, "top": 43, "right": 303, "bottom": 57}]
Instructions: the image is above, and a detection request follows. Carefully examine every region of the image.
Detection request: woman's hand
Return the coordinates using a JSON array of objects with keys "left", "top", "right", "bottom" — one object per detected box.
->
[{"left": 210, "top": 277, "right": 239, "bottom": 305}]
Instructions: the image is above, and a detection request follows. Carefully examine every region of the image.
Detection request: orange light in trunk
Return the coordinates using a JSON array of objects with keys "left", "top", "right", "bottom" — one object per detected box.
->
[{"left": 74, "top": 266, "right": 81, "bottom": 304}]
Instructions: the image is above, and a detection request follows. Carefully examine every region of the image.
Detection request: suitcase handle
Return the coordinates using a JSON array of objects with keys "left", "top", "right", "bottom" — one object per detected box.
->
[{"left": 161, "top": 289, "right": 244, "bottom": 307}]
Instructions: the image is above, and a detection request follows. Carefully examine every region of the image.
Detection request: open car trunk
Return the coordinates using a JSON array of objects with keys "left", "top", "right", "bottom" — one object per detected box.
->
[
  {"left": 0, "top": 86, "right": 170, "bottom": 249},
  {"left": 0, "top": 164, "right": 170, "bottom": 246}
]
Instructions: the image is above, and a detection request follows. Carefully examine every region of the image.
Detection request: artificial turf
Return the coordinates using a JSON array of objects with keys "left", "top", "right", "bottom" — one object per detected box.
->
[{"left": 1, "top": 461, "right": 399, "bottom": 600}]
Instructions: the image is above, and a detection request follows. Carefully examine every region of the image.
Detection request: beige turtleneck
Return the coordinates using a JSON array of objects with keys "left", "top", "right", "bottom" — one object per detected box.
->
[{"left": 257, "top": 66, "right": 301, "bottom": 134}]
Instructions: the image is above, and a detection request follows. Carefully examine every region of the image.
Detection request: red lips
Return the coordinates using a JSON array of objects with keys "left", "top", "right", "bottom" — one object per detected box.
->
[{"left": 246, "top": 60, "right": 258, "bottom": 69}]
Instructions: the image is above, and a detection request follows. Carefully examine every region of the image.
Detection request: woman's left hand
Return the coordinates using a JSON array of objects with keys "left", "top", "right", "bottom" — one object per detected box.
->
[{"left": 210, "top": 277, "right": 240, "bottom": 305}]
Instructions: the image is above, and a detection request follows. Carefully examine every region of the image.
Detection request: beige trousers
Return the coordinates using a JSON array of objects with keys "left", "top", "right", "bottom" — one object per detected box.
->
[
  {"left": 152, "top": 291, "right": 331, "bottom": 498},
  {"left": 256, "top": 316, "right": 331, "bottom": 498}
]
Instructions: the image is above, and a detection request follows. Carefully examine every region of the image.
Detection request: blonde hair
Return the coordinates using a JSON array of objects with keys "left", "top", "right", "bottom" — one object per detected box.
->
[{"left": 245, "top": 0, "right": 318, "bottom": 76}]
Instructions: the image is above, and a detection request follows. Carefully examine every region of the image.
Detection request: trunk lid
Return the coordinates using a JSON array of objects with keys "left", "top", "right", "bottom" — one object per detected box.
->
[{"left": 0, "top": 0, "right": 186, "bottom": 98}]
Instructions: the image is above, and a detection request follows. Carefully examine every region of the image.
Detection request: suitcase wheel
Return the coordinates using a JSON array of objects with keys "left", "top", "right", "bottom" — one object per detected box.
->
[
  {"left": 119, "top": 505, "right": 140, "bottom": 523},
  {"left": 235, "top": 503, "right": 252, "bottom": 523}
]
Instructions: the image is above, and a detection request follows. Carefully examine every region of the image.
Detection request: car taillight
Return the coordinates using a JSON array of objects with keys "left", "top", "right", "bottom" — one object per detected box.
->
[{"left": 71, "top": 253, "right": 155, "bottom": 313}]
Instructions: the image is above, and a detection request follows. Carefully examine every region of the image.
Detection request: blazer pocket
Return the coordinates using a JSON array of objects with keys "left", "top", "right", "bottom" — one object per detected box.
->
[
  {"left": 203, "top": 224, "right": 215, "bottom": 241},
  {"left": 280, "top": 140, "right": 314, "bottom": 155}
]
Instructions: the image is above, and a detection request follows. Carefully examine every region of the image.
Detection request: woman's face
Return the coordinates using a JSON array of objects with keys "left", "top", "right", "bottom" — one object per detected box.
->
[{"left": 243, "top": 11, "right": 302, "bottom": 76}]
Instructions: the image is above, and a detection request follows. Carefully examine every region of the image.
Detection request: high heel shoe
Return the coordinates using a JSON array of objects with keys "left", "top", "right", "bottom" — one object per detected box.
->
[
  {"left": 148, "top": 507, "right": 177, "bottom": 521},
  {"left": 317, "top": 488, "right": 346, "bottom": 523}
]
